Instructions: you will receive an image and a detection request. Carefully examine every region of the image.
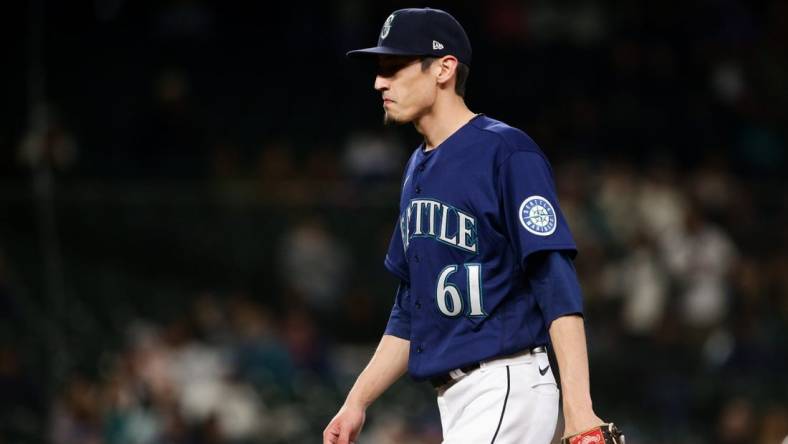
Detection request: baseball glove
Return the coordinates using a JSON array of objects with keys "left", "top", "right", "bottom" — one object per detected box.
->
[{"left": 561, "top": 423, "right": 625, "bottom": 444}]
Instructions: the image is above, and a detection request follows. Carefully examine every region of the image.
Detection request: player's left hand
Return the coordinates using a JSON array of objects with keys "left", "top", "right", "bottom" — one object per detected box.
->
[
  {"left": 562, "top": 411, "right": 605, "bottom": 438},
  {"left": 561, "top": 422, "right": 625, "bottom": 444}
]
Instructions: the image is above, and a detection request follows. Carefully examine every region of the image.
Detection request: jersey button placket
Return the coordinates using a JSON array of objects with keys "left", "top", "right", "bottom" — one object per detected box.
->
[{"left": 413, "top": 160, "right": 425, "bottom": 194}]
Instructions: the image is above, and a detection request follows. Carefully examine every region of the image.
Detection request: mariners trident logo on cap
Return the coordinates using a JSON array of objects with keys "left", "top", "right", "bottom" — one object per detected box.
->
[{"left": 380, "top": 14, "right": 394, "bottom": 39}]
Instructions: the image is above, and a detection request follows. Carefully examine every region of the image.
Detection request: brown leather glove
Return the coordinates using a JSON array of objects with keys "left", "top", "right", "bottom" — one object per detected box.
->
[{"left": 561, "top": 423, "right": 625, "bottom": 444}]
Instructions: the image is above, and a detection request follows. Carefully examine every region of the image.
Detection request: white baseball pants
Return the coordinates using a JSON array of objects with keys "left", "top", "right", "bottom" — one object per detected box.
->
[{"left": 436, "top": 350, "right": 559, "bottom": 444}]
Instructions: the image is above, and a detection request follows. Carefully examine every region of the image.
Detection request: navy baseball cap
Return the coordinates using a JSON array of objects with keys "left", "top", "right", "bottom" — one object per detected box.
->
[{"left": 347, "top": 8, "right": 472, "bottom": 66}]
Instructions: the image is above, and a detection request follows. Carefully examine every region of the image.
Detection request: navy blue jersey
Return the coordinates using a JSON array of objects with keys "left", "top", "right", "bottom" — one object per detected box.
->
[{"left": 383, "top": 115, "right": 584, "bottom": 380}]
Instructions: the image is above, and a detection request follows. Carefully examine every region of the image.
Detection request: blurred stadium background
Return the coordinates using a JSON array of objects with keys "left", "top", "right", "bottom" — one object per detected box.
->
[{"left": 2, "top": 1, "right": 787, "bottom": 443}]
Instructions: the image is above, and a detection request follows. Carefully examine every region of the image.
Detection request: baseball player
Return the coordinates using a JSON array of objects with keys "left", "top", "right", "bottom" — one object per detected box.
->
[{"left": 324, "top": 8, "right": 623, "bottom": 444}]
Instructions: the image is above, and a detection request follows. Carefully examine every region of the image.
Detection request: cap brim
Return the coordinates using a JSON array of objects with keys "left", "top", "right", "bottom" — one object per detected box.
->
[{"left": 346, "top": 46, "right": 422, "bottom": 59}]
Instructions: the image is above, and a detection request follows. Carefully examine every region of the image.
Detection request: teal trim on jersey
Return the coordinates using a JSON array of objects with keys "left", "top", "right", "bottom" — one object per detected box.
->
[
  {"left": 464, "top": 263, "right": 487, "bottom": 318},
  {"left": 402, "top": 197, "right": 479, "bottom": 256},
  {"left": 435, "top": 264, "right": 463, "bottom": 318},
  {"left": 465, "top": 214, "right": 479, "bottom": 254}
]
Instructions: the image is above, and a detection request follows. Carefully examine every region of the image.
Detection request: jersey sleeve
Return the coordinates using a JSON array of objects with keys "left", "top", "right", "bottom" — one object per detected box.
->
[
  {"left": 497, "top": 150, "right": 577, "bottom": 270},
  {"left": 527, "top": 251, "right": 584, "bottom": 326},
  {"left": 383, "top": 281, "right": 411, "bottom": 340},
  {"left": 384, "top": 216, "right": 410, "bottom": 282}
]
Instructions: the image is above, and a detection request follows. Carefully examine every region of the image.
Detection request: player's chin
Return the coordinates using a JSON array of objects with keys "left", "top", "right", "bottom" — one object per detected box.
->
[{"left": 383, "top": 111, "right": 410, "bottom": 126}]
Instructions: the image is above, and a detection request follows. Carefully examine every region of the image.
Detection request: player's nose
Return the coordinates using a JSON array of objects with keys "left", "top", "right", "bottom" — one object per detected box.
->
[{"left": 374, "top": 75, "right": 389, "bottom": 92}]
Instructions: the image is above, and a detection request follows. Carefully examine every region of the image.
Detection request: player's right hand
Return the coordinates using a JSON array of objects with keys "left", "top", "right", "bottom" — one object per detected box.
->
[{"left": 323, "top": 403, "right": 366, "bottom": 444}]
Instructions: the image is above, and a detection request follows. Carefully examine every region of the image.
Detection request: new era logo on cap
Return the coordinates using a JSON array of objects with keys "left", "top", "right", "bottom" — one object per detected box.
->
[{"left": 346, "top": 8, "right": 472, "bottom": 67}]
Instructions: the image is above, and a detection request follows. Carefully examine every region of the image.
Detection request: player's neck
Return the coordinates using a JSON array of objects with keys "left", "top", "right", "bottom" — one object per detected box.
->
[{"left": 415, "top": 96, "right": 476, "bottom": 152}]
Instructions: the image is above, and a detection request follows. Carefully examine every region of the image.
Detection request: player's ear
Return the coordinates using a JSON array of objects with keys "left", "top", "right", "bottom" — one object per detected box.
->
[{"left": 435, "top": 56, "right": 458, "bottom": 88}]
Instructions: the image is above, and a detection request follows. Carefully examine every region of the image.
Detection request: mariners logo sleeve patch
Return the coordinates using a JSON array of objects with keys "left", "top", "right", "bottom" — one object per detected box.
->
[{"left": 518, "top": 195, "right": 557, "bottom": 236}]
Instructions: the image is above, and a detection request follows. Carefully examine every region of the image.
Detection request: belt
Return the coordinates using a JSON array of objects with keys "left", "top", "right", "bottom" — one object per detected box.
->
[{"left": 430, "top": 346, "right": 547, "bottom": 389}]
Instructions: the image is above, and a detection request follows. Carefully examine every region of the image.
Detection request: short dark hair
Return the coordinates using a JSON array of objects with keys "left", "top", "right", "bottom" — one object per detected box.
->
[{"left": 421, "top": 57, "right": 470, "bottom": 97}]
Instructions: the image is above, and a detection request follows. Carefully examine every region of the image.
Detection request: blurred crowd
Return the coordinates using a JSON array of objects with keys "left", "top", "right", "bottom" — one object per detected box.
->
[
  {"left": 559, "top": 159, "right": 788, "bottom": 442},
  {"left": 2, "top": 0, "right": 787, "bottom": 443},
  {"left": 5, "top": 159, "right": 787, "bottom": 442},
  {"left": 48, "top": 295, "right": 327, "bottom": 444},
  {"left": 41, "top": 291, "right": 442, "bottom": 444},
  {"left": 22, "top": 159, "right": 782, "bottom": 444}
]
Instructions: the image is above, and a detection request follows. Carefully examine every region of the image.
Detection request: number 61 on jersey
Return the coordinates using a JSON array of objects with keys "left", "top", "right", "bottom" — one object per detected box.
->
[{"left": 435, "top": 263, "right": 486, "bottom": 318}]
